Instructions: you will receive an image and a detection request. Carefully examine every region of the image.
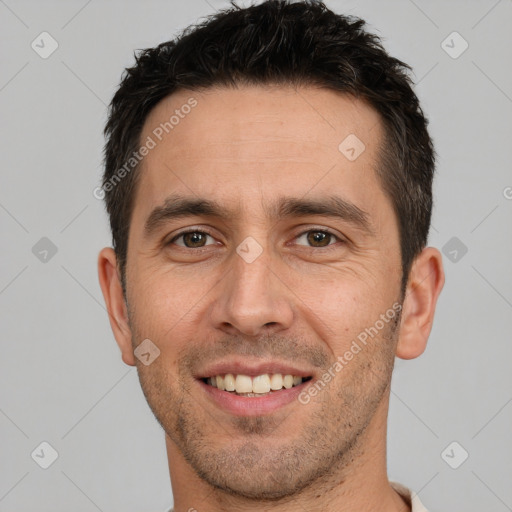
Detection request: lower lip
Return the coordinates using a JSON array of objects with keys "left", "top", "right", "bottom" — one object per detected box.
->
[{"left": 197, "top": 379, "right": 309, "bottom": 416}]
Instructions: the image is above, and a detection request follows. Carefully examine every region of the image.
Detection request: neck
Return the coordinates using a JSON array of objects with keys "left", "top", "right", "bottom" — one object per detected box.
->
[{"left": 166, "top": 389, "right": 410, "bottom": 512}]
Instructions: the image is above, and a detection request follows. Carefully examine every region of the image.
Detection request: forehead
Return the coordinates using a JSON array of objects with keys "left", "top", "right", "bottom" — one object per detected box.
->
[{"left": 133, "top": 85, "right": 387, "bottom": 222}]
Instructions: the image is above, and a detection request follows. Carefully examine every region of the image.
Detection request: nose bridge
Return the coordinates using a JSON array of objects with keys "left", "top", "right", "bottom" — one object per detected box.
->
[
  {"left": 213, "top": 238, "right": 293, "bottom": 336},
  {"left": 232, "top": 245, "right": 272, "bottom": 302}
]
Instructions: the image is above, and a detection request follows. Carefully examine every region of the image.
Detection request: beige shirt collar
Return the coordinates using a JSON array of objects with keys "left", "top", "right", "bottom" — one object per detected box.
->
[{"left": 390, "top": 481, "right": 429, "bottom": 512}]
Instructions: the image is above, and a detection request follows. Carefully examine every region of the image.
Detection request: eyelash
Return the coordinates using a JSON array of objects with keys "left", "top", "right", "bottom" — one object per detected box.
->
[{"left": 168, "top": 228, "right": 345, "bottom": 250}]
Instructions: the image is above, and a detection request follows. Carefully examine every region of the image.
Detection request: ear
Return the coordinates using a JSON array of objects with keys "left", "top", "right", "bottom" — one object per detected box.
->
[
  {"left": 396, "top": 246, "right": 445, "bottom": 360},
  {"left": 97, "top": 247, "right": 135, "bottom": 366}
]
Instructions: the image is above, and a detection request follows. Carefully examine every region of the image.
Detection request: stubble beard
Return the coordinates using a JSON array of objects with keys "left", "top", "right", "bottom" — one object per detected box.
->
[{"left": 130, "top": 304, "right": 401, "bottom": 501}]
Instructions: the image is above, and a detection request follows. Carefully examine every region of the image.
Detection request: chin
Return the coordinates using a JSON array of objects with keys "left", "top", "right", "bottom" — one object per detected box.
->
[
  {"left": 187, "top": 440, "right": 327, "bottom": 502},
  {"left": 200, "top": 470, "right": 306, "bottom": 501}
]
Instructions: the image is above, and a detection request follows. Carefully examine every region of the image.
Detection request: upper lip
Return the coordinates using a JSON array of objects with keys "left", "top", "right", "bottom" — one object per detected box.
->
[{"left": 194, "top": 358, "right": 315, "bottom": 379}]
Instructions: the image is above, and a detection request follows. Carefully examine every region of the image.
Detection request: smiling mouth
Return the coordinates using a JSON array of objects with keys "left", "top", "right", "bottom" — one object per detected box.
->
[{"left": 201, "top": 373, "right": 313, "bottom": 397}]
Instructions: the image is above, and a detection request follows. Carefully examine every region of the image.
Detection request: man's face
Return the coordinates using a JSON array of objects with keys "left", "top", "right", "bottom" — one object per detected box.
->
[{"left": 125, "top": 85, "right": 403, "bottom": 499}]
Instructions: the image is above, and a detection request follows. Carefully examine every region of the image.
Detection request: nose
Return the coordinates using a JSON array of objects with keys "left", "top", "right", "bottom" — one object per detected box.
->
[{"left": 210, "top": 245, "right": 294, "bottom": 337}]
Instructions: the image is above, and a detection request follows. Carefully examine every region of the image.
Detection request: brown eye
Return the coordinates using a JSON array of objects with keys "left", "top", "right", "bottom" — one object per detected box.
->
[
  {"left": 171, "top": 231, "right": 213, "bottom": 248},
  {"left": 307, "top": 231, "right": 332, "bottom": 247},
  {"left": 296, "top": 230, "right": 339, "bottom": 248}
]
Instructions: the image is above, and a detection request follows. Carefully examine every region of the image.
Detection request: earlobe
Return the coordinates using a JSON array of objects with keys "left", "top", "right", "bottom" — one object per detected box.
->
[
  {"left": 97, "top": 247, "right": 136, "bottom": 366},
  {"left": 396, "top": 247, "right": 445, "bottom": 360}
]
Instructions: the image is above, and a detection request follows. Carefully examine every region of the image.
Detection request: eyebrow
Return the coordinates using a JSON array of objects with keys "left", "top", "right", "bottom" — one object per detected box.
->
[
  {"left": 143, "top": 193, "right": 375, "bottom": 238},
  {"left": 275, "top": 196, "right": 375, "bottom": 236},
  {"left": 144, "top": 194, "right": 232, "bottom": 238}
]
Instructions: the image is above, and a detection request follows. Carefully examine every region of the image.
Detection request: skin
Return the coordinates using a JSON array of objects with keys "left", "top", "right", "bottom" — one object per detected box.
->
[{"left": 98, "top": 84, "right": 444, "bottom": 512}]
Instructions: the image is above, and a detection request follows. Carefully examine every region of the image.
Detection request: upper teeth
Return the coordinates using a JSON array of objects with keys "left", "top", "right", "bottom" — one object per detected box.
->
[{"left": 208, "top": 374, "right": 303, "bottom": 393}]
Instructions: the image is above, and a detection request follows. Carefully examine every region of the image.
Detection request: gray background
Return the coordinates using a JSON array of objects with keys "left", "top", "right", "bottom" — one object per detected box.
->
[{"left": 1, "top": 0, "right": 511, "bottom": 510}]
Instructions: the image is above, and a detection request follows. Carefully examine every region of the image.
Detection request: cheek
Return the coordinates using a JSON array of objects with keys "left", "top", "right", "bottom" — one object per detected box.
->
[
  {"left": 296, "top": 274, "right": 395, "bottom": 354},
  {"left": 127, "top": 271, "right": 184, "bottom": 341}
]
